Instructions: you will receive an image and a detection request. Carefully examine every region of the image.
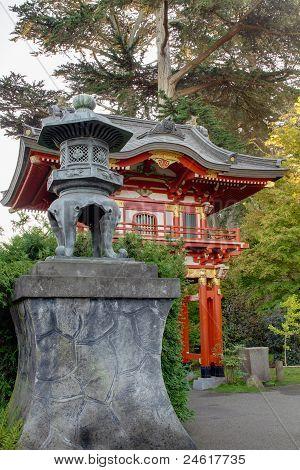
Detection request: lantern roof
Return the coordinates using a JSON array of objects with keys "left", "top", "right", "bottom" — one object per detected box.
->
[{"left": 38, "top": 94, "right": 133, "bottom": 152}]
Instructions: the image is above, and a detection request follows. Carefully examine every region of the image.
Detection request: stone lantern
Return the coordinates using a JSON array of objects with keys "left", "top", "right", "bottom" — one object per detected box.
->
[
  {"left": 9, "top": 95, "right": 196, "bottom": 450},
  {"left": 38, "top": 94, "right": 133, "bottom": 258}
]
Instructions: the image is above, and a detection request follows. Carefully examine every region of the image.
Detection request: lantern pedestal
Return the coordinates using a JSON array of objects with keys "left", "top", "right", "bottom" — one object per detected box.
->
[{"left": 9, "top": 258, "right": 196, "bottom": 450}]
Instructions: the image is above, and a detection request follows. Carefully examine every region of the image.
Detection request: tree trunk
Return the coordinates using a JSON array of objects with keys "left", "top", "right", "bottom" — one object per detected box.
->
[
  {"left": 155, "top": 1, "right": 175, "bottom": 101},
  {"left": 284, "top": 336, "right": 288, "bottom": 367}
]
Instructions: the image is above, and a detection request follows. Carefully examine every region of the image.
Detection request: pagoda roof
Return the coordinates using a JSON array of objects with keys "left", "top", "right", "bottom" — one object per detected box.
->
[
  {"left": 1, "top": 114, "right": 287, "bottom": 209},
  {"left": 107, "top": 115, "right": 286, "bottom": 179}
]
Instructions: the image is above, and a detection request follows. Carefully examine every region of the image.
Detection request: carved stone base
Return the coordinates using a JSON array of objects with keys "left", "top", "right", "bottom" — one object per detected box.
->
[{"left": 9, "top": 259, "right": 196, "bottom": 450}]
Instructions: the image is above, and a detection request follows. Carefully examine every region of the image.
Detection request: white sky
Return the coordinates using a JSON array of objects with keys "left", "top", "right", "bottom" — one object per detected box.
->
[{"left": 0, "top": 0, "right": 67, "bottom": 239}]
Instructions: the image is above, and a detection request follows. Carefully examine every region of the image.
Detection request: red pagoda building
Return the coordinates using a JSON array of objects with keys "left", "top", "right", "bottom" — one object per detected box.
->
[{"left": 1, "top": 115, "right": 287, "bottom": 378}]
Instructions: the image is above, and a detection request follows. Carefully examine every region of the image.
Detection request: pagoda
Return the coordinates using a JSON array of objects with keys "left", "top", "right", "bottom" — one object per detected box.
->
[{"left": 1, "top": 106, "right": 287, "bottom": 379}]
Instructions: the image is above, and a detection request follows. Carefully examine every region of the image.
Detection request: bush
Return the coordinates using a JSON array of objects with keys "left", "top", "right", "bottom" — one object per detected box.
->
[
  {"left": 0, "top": 407, "right": 22, "bottom": 450},
  {"left": 0, "top": 313, "right": 18, "bottom": 408},
  {"left": 223, "top": 345, "right": 245, "bottom": 384}
]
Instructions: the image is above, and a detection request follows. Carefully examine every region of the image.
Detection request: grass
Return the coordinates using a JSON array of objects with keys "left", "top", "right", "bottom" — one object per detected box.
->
[
  {"left": 267, "top": 366, "right": 300, "bottom": 386},
  {"left": 212, "top": 367, "right": 300, "bottom": 394}
]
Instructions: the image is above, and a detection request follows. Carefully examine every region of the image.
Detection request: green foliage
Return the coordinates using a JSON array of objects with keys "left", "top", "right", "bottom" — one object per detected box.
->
[
  {"left": 222, "top": 292, "right": 266, "bottom": 348},
  {"left": 221, "top": 177, "right": 300, "bottom": 364},
  {"left": 221, "top": 98, "right": 300, "bottom": 358},
  {"left": 223, "top": 178, "right": 300, "bottom": 313},
  {"left": 0, "top": 407, "right": 22, "bottom": 450},
  {"left": 0, "top": 72, "right": 67, "bottom": 137},
  {"left": 222, "top": 344, "right": 244, "bottom": 384},
  {"left": 267, "top": 97, "right": 300, "bottom": 158},
  {"left": 73, "top": 232, "right": 93, "bottom": 257},
  {"left": 159, "top": 94, "right": 247, "bottom": 152},
  {"left": 115, "top": 233, "right": 192, "bottom": 421},
  {"left": 214, "top": 367, "right": 300, "bottom": 392},
  {"left": 2, "top": 0, "right": 298, "bottom": 142},
  {"left": 0, "top": 220, "right": 56, "bottom": 309},
  {"left": 269, "top": 295, "right": 300, "bottom": 339},
  {"left": 187, "top": 301, "right": 200, "bottom": 353},
  {"left": 0, "top": 313, "right": 18, "bottom": 408},
  {"left": 267, "top": 97, "right": 300, "bottom": 176},
  {"left": 268, "top": 295, "right": 300, "bottom": 366},
  {"left": 269, "top": 366, "right": 300, "bottom": 386}
]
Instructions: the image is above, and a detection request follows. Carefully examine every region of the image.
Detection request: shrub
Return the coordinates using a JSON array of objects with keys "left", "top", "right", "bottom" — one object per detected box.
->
[
  {"left": 223, "top": 345, "right": 244, "bottom": 384},
  {"left": 0, "top": 407, "right": 22, "bottom": 450}
]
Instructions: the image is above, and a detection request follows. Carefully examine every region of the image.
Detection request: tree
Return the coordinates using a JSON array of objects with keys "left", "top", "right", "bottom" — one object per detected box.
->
[
  {"left": 223, "top": 177, "right": 300, "bottom": 312},
  {"left": 0, "top": 73, "right": 67, "bottom": 137},
  {"left": 158, "top": 94, "right": 247, "bottom": 152},
  {"left": 268, "top": 295, "right": 300, "bottom": 366},
  {"left": 266, "top": 96, "right": 300, "bottom": 175},
  {"left": 1, "top": 0, "right": 298, "bottom": 142},
  {"left": 222, "top": 98, "right": 300, "bottom": 353}
]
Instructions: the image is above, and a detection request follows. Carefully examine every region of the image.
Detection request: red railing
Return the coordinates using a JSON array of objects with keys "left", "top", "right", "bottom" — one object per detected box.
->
[{"left": 114, "top": 222, "right": 241, "bottom": 244}]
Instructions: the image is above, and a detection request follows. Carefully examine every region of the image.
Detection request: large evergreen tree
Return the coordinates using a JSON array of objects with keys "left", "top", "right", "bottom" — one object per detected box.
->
[
  {"left": 1, "top": 0, "right": 299, "bottom": 143},
  {"left": 0, "top": 73, "right": 66, "bottom": 137}
]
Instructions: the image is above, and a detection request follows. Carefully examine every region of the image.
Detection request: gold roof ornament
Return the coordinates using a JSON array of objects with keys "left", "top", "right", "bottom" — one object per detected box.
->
[{"left": 149, "top": 150, "right": 182, "bottom": 168}]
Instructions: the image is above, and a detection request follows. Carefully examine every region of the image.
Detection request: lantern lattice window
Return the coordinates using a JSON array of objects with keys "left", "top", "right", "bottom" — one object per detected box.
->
[
  {"left": 69, "top": 145, "right": 89, "bottom": 164},
  {"left": 92, "top": 146, "right": 108, "bottom": 165}
]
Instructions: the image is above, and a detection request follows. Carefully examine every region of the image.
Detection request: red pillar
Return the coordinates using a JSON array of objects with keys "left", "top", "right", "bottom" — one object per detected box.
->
[
  {"left": 198, "top": 276, "right": 211, "bottom": 377},
  {"left": 180, "top": 296, "right": 190, "bottom": 362},
  {"left": 211, "top": 278, "right": 224, "bottom": 377},
  {"left": 207, "top": 296, "right": 214, "bottom": 363}
]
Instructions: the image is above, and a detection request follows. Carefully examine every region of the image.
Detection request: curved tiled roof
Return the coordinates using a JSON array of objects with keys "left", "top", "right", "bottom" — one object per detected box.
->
[
  {"left": 1, "top": 114, "right": 287, "bottom": 208},
  {"left": 107, "top": 115, "right": 286, "bottom": 178}
]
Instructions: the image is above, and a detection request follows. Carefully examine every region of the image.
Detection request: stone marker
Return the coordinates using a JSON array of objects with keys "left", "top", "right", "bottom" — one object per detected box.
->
[
  {"left": 9, "top": 258, "right": 196, "bottom": 450},
  {"left": 240, "top": 347, "right": 270, "bottom": 382},
  {"left": 275, "top": 360, "right": 285, "bottom": 382},
  {"left": 246, "top": 374, "right": 264, "bottom": 390}
]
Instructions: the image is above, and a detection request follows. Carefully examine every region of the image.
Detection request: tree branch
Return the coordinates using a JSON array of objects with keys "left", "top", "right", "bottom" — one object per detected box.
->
[
  {"left": 161, "top": 1, "right": 169, "bottom": 56},
  {"left": 242, "top": 24, "right": 300, "bottom": 36},
  {"left": 176, "top": 80, "right": 226, "bottom": 96},
  {"left": 169, "top": 23, "right": 243, "bottom": 86},
  {"left": 169, "top": 0, "right": 264, "bottom": 87},
  {"left": 98, "top": 102, "right": 119, "bottom": 113},
  {"left": 128, "top": 10, "right": 144, "bottom": 48}
]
